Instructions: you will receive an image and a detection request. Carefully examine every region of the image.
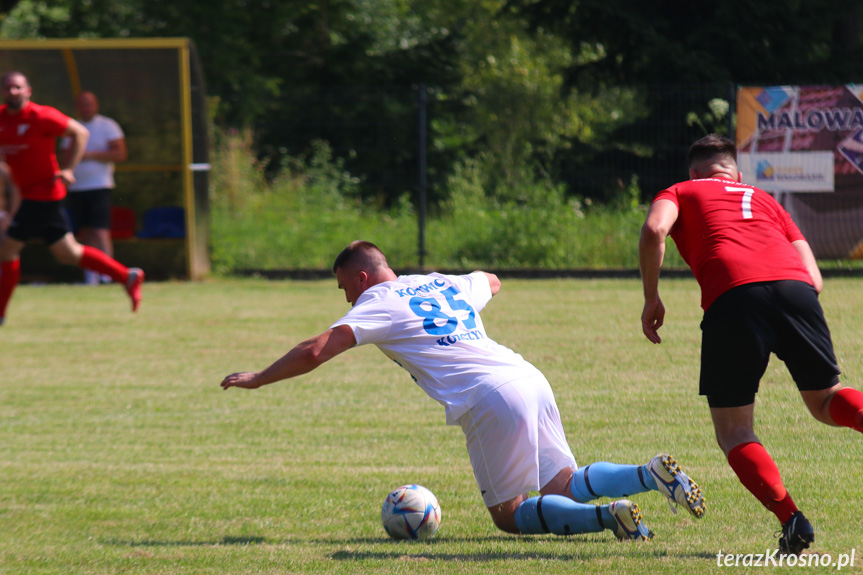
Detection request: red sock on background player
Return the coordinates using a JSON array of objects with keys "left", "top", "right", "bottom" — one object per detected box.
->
[
  {"left": 0, "top": 258, "right": 20, "bottom": 323},
  {"left": 78, "top": 245, "right": 129, "bottom": 284}
]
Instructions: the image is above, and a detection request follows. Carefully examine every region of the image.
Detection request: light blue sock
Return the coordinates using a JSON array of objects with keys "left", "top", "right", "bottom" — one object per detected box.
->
[
  {"left": 570, "top": 462, "right": 657, "bottom": 502},
  {"left": 513, "top": 495, "right": 616, "bottom": 535}
]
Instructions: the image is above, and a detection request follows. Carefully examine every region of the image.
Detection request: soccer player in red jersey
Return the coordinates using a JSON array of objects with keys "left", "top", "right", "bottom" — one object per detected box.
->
[
  {"left": 0, "top": 71, "right": 143, "bottom": 325},
  {"left": 639, "top": 134, "right": 863, "bottom": 555}
]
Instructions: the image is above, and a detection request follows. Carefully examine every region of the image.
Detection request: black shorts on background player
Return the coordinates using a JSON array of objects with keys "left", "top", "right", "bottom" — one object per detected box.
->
[
  {"left": 65, "top": 188, "right": 111, "bottom": 231},
  {"left": 7, "top": 199, "right": 71, "bottom": 245}
]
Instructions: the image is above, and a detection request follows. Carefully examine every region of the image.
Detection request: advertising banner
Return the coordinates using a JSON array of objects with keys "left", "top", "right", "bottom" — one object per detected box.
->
[{"left": 737, "top": 85, "right": 863, "bottom": 258}]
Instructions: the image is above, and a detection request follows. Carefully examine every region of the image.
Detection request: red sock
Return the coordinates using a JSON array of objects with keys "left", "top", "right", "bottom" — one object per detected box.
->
[
  {"left": 829, "top": 387, "right": 863, "bottom": 432},
  {"left": 79, "top": 245, "right": 129, "bottom": 284},
  {"left": 0, "top": 258, "right": 21, "bottom": 318},
  {"left": 727, "top": 442, "right": 798, "bottom": 524}
]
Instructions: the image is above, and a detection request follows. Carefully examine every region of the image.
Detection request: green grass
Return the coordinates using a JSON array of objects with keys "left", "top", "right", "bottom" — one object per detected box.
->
[{"left": 1, "top": 278, "right": 862, "bottom": 574}]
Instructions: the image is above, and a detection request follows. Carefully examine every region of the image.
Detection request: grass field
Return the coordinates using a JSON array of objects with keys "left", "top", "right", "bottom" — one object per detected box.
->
[{"left": 1, "top": 277, "right": 861, "bottom": 574}]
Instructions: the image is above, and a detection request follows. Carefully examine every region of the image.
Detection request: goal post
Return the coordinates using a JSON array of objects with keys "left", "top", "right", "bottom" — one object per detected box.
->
[{"left": 0, "top": 37, "right": 210, "bottom": 280}]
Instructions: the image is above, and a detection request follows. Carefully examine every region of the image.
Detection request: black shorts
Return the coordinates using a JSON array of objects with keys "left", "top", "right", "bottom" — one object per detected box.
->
[
  {"left": 6, "top": 199, "right": 71, "bottom": 245},
  {"left": 65, "top": 188, "right": 111, "bottom": 230},
  {"left": 700, "top": 280, "right": 840, "bottom": 408}
]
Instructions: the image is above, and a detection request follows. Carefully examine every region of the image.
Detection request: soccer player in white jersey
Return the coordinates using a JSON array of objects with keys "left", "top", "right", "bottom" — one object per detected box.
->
[{"left": 221, "top": 240, "right": 706, "bottom": 540}]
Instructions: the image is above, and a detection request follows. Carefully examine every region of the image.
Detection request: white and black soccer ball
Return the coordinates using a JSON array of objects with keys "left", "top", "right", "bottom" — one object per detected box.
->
[{"left": 381, "top": 484, "right": 441, "bottom": 540}]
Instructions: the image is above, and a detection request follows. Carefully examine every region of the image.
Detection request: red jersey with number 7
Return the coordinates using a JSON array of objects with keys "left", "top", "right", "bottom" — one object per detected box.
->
[
  {"left": 0, "top": 101, "right": 70, "bottom": 201},
  {"left": 653, "top": 177, "right": 812, "bottom": 310}
]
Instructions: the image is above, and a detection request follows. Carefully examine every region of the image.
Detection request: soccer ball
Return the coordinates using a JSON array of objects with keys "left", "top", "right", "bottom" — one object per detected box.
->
[{"left": 381, "top": 484, "right": 441, "bottom": 540}]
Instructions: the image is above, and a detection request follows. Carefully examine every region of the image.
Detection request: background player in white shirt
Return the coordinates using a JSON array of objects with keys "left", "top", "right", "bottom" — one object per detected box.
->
[
  {"left": 66, "top": 91, "right": 127, "bottom": 285},
  {"left": 220, "top": 240, "right": 706, "bottom": 540}
]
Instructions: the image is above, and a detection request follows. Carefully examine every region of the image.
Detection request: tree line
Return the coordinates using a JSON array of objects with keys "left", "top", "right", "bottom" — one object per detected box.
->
[{"left": 2, "top": 0, "right": 861, "bottom": 205}]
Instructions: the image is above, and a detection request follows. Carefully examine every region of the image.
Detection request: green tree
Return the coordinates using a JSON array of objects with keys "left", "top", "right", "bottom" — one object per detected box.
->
[
  {"left": 8, "top": 0, "right": 858, "bottom": 206},
  {"left": 505, "top": 0, "right": 863, "bottom": 200},
  {"left": 507, "top": 0, "right": 863, "bottom": 85}
]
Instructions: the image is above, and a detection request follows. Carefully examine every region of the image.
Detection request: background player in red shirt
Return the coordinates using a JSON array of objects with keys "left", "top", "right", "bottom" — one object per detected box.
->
[
  {"left": 639, "top": 134, "right": 863, "bottom": 555},
  {"left": 0, "top": 71, "right": 143, "bottom": 325}
]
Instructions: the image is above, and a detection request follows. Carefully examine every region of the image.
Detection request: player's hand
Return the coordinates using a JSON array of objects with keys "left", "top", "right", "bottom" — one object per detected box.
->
[
  {"left": 220, "top": 372, "right": 263, "bottom": 390},
  {"left": 56, "top": 169, "right": 76, "bottom": 187},
  {"left": 641, "top": 298, "right": 665, "bottom": 344}
]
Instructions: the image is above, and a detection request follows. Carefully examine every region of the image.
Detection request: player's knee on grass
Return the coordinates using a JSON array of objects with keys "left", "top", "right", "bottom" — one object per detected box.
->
[
  {"left": 488, "top": 498, "right": 522, "bottom": 534},
  {"left": 513, "top": 495, "right": 608, "bottom": 536}
]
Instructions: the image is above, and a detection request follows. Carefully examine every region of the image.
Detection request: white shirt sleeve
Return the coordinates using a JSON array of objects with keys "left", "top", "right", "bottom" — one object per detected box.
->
[
  {"left": 446, "top": 271, "right": 493, "bottom": 312},
  {"left": 329, "top": 289, "right": 393, "bottom": 346},
  {"left": 100, "top": 116, "right": 124, "bottom": 143}
]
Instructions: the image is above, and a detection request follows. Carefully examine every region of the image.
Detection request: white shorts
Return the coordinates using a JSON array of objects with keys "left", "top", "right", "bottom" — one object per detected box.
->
[{"left": 457, "top": 375, "right": 577, "bottom": 507}]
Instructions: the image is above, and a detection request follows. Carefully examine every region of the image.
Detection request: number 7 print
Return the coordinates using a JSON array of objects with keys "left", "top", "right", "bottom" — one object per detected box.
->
[{"left": 725, "top": 186, "right": 755, "bottom": 219}]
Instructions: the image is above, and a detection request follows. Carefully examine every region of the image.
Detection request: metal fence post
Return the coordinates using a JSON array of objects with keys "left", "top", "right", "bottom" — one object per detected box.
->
[
  {"left": 728, "top": 81, "right": 737, "bottom": 139},
  {"left": 417, "top": 83, "right": 428, "bottom": 268}
]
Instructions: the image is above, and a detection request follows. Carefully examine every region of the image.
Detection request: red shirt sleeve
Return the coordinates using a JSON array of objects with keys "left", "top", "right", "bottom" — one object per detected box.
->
[
  {"left": 652, "top": 187, "right": 678, "bottom": 207},
  {"left": 777, "top": 202, "right": 806, "bottom": 243},
  {"left": 37, "top": 105, "right": 70, "bottom": 137}
]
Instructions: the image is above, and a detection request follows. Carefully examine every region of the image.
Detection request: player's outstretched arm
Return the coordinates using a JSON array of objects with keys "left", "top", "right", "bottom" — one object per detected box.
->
[{"left": 220, "top": 325, "right": 357, "bottom": 390}]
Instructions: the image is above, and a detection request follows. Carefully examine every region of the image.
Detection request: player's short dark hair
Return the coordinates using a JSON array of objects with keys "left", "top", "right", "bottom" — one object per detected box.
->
[
  {"left": 332, "top": 240, "right": 387, "bottom": 274},
  {"left": 688, "top": 134, "right": 737, "bottom": 168},
  {"left": 1, "top": 70, "right": 28, "bottom": 88}
]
